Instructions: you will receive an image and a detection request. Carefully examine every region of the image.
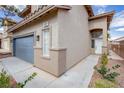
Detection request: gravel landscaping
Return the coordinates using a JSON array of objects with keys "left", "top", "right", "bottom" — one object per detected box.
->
[{"left": 89, "top": 55, "right": 124, "bottom": 88}]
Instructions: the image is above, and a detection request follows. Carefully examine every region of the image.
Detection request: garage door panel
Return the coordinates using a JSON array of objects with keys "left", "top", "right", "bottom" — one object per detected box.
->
[{"left": 14, "top": 35, "right": 34, "bottom": 64}]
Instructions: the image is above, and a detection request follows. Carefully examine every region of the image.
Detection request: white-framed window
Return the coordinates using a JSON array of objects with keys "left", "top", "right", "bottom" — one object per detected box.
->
[{"left": 42, "top": 23, "right": 50, "bottom": 57}]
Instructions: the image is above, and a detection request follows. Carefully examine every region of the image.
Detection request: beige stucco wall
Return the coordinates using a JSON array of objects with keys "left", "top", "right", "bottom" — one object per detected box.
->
[
  {"left": 58, "top": 5, "right": 91, "bottom": 69},
  {"left": 0, "top": 34, "right": 2, "bottom": 39},
  {"left": 34, "top": 48, "right": 66, "bottom": 76},
  {"left": 11, "top": 5, "right": 94, "bottom": 76},
  {"left": 2, "top": 38, "right": 11, "bottom": 51},
  {"left": 12, "top": 11, "right": 66, "bottom": 76},
  {"left": 1, "top": 26, "right": 12, "bottom": 51},
  {"left": 89, "top": 17, "right": 108, "bottom": 54},
  {"left": 13, "top": 12, "right": 58, "bottom": 46}
]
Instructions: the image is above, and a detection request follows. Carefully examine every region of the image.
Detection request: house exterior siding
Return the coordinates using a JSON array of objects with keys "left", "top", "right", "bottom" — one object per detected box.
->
[
  {"left": 8, "top": 5, "right": 113, "bottom": 76},
  {"left": 89, "top": 17, "right": 108, "bottom": 54},
  {"left": 11, "top": 5, "right": 91, "bottom": 76},
  {"left": 12, "top": 11, "right": 63, "bottom": 76},
  {"left": 58, "top": 6, "right": 91, "bottom": 69}
]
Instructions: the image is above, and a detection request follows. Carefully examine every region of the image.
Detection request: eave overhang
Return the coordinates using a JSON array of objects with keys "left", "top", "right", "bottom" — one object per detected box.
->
[
  {"left": 19, "top": 5, "right": 31, "bottom": 18},
  {"left": 89, "top": 11, "right": 115, "bottom": 29},
  {"left": 7, "top": 5, "right": 71, "bottom": 33},
  {"left": 84, "top": 5, "right": 94, "bottom": 17}
]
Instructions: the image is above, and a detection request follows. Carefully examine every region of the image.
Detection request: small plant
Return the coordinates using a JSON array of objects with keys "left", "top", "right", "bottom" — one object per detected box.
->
[
  {"left": 94, "top": 79, "right": 117, "bottom": 88},
  {"left": 16, "top": 72, "right": 37, "bottom": 88},
  {"left": 95, "top": 64, "right": 120, "bottom": 82},
  {"left": 104, "top": 72, "right": 120, "bottom": 82},
  {"left": 0, "top": 69, "right": 37, "bottom": 88},
  {"left": 0, "top": 69, "right": 11, "bottom": 88},
  {"left": 101, "top": 53, "right": 108, "bottom": 66},
  {"left": 92, "top": 54, "right": 121, "bottom": 88},
  {"left": 112, "top": 64, "right": 120, "bottom": 69},
  {"left": 95, "top": 53, "right": 120, "bottom": 82},
  {"left": 96, "top": 65, "right": 110, "bottom": 77}
]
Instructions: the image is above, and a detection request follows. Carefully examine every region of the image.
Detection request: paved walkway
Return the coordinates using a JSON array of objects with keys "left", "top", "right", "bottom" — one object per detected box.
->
[
  {"left": 0, "top": 55, "right": 99, "bottom": 88},
  {"left": 109, "top": 50, "right": 124, "bottom": 60}
]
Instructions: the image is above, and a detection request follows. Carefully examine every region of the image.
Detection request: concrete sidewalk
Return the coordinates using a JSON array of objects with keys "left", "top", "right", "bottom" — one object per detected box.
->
[
  {"left": 109, "top": 50, "right": 124, "bottom": 60},
  {"left": 0, "top": 55, "right": 99, "bottom": 88},
  {"left": 47, "top": 55, "right": 99, "bottom": 88},
  {"left": 1, "top": 57, "right": 33, "bottom": 74}
]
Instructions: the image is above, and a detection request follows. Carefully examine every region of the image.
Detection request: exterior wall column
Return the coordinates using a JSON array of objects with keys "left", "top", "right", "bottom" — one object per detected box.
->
[
  {"left": 34, "top": 47, "right": 66, "bottom": 77},
  {"left": 102, "top": 19, "right": 108, "bottom": 54},
  {"left": 34, "top": 22, "right": 66, "bottom": 76}
]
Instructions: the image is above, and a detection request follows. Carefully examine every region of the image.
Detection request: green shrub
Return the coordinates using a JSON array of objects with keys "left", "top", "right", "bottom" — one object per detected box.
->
[
  {"left": 93, "top": 54, "right": 120, "bottom": 87},
  {"left": 95, "top": 54, "right": 120, "bottom": 82},
  {"left": 0, "top": 69, "right": 11, "bottom": 88},
  {"left": 101, "top": 53, "right": 108, "bottom": 66},
  {"left": 94, "top": 79, "right": 117, "bottom": 88},
  {"left": 104, "top": 72, "right": 120, "bottom": 82},
  {"left": 0, "top": 69, "right": 37, "bottom": 88},
  {"left": 112, "top": 64, "right": 120, "bottom": 69},
  {"left": 97, "top": 65, "right": 110, "bottom": 77},
  {"left": 95, "top": 64, "right": 120, "bottom": 82},
  {"left": 16, "top": 72, "right": 37, "bottom": 88}
]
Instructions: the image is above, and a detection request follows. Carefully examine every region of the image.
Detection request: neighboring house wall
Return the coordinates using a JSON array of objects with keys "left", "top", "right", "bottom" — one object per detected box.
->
[
  {"left": 58, "top": 5, "right": 91, "bottom": 69},
  {"left": 2, "top": 38, "right": 10, "bottom": 50},
  {"left": 111, "top": 40, "right": 124, "bottom": 58},
  {"left": 1, "top": 26, "right": 12, "bottom": 52},
  {"left": 89, "top": 17, "right": 108, "bottom": 54}
]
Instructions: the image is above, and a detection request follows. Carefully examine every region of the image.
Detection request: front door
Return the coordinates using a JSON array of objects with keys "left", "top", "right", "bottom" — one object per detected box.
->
[{"left": 95, "top": 39, "right": 102, "bottom": 54}]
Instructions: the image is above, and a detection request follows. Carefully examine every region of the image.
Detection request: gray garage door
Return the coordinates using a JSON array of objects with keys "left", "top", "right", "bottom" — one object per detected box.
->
[{"left": 14, "top": 35, "right": 34, "bottom": 64}]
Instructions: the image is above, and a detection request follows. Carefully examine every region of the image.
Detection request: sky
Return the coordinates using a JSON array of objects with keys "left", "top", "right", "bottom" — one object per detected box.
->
[
  {"left": 92, "top": 5, "right": 124, "bottom": 40},
  {"left": 0, "top": 5, "right": 124, "bottom": 40},
  {"left": 0, "top": 5, "right": 25, "bottom": 32},
  {"left": 0, "top": 5, "right": 25, "bottom": 21}
]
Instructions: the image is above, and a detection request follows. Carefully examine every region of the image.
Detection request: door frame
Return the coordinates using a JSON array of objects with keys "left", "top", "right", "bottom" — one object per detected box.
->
[{"left": 95, "top": 38, "right": 103, "bottom": 54}]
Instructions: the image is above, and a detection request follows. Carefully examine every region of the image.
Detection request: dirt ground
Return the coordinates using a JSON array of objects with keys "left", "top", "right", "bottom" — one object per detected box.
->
[
  {"left": 110, "top": 59, "right": 124, "bottom": 87},
  {"left": 89, "top": 58, "right": 124, "bottom": 88}
]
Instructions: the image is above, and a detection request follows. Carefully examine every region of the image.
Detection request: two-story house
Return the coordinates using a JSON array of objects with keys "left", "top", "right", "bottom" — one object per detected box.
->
[{"left": 7, "top": 5, "right": 114, "bottom": 76}]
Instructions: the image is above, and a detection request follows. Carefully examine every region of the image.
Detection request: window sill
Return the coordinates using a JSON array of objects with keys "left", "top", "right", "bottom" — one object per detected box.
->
[
  {"left": 41, "top": 56, "right": 50, "bottom": 60},
  {"left": 50, "top": 48, "right": 66, "bottom": 51},
  {"left": 33, "top": 46, "right": 42, "bottom": 49}
]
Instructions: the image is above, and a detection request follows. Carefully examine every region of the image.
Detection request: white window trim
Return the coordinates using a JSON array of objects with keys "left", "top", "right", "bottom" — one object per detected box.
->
[{"left": 42, "top": 23, "right": 52, "bottom": 58}]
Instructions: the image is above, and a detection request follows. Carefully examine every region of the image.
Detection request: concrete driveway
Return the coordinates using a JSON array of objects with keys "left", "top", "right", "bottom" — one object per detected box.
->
[{"left": 0, "top": 55, "right": 99, "bottom": 88}]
